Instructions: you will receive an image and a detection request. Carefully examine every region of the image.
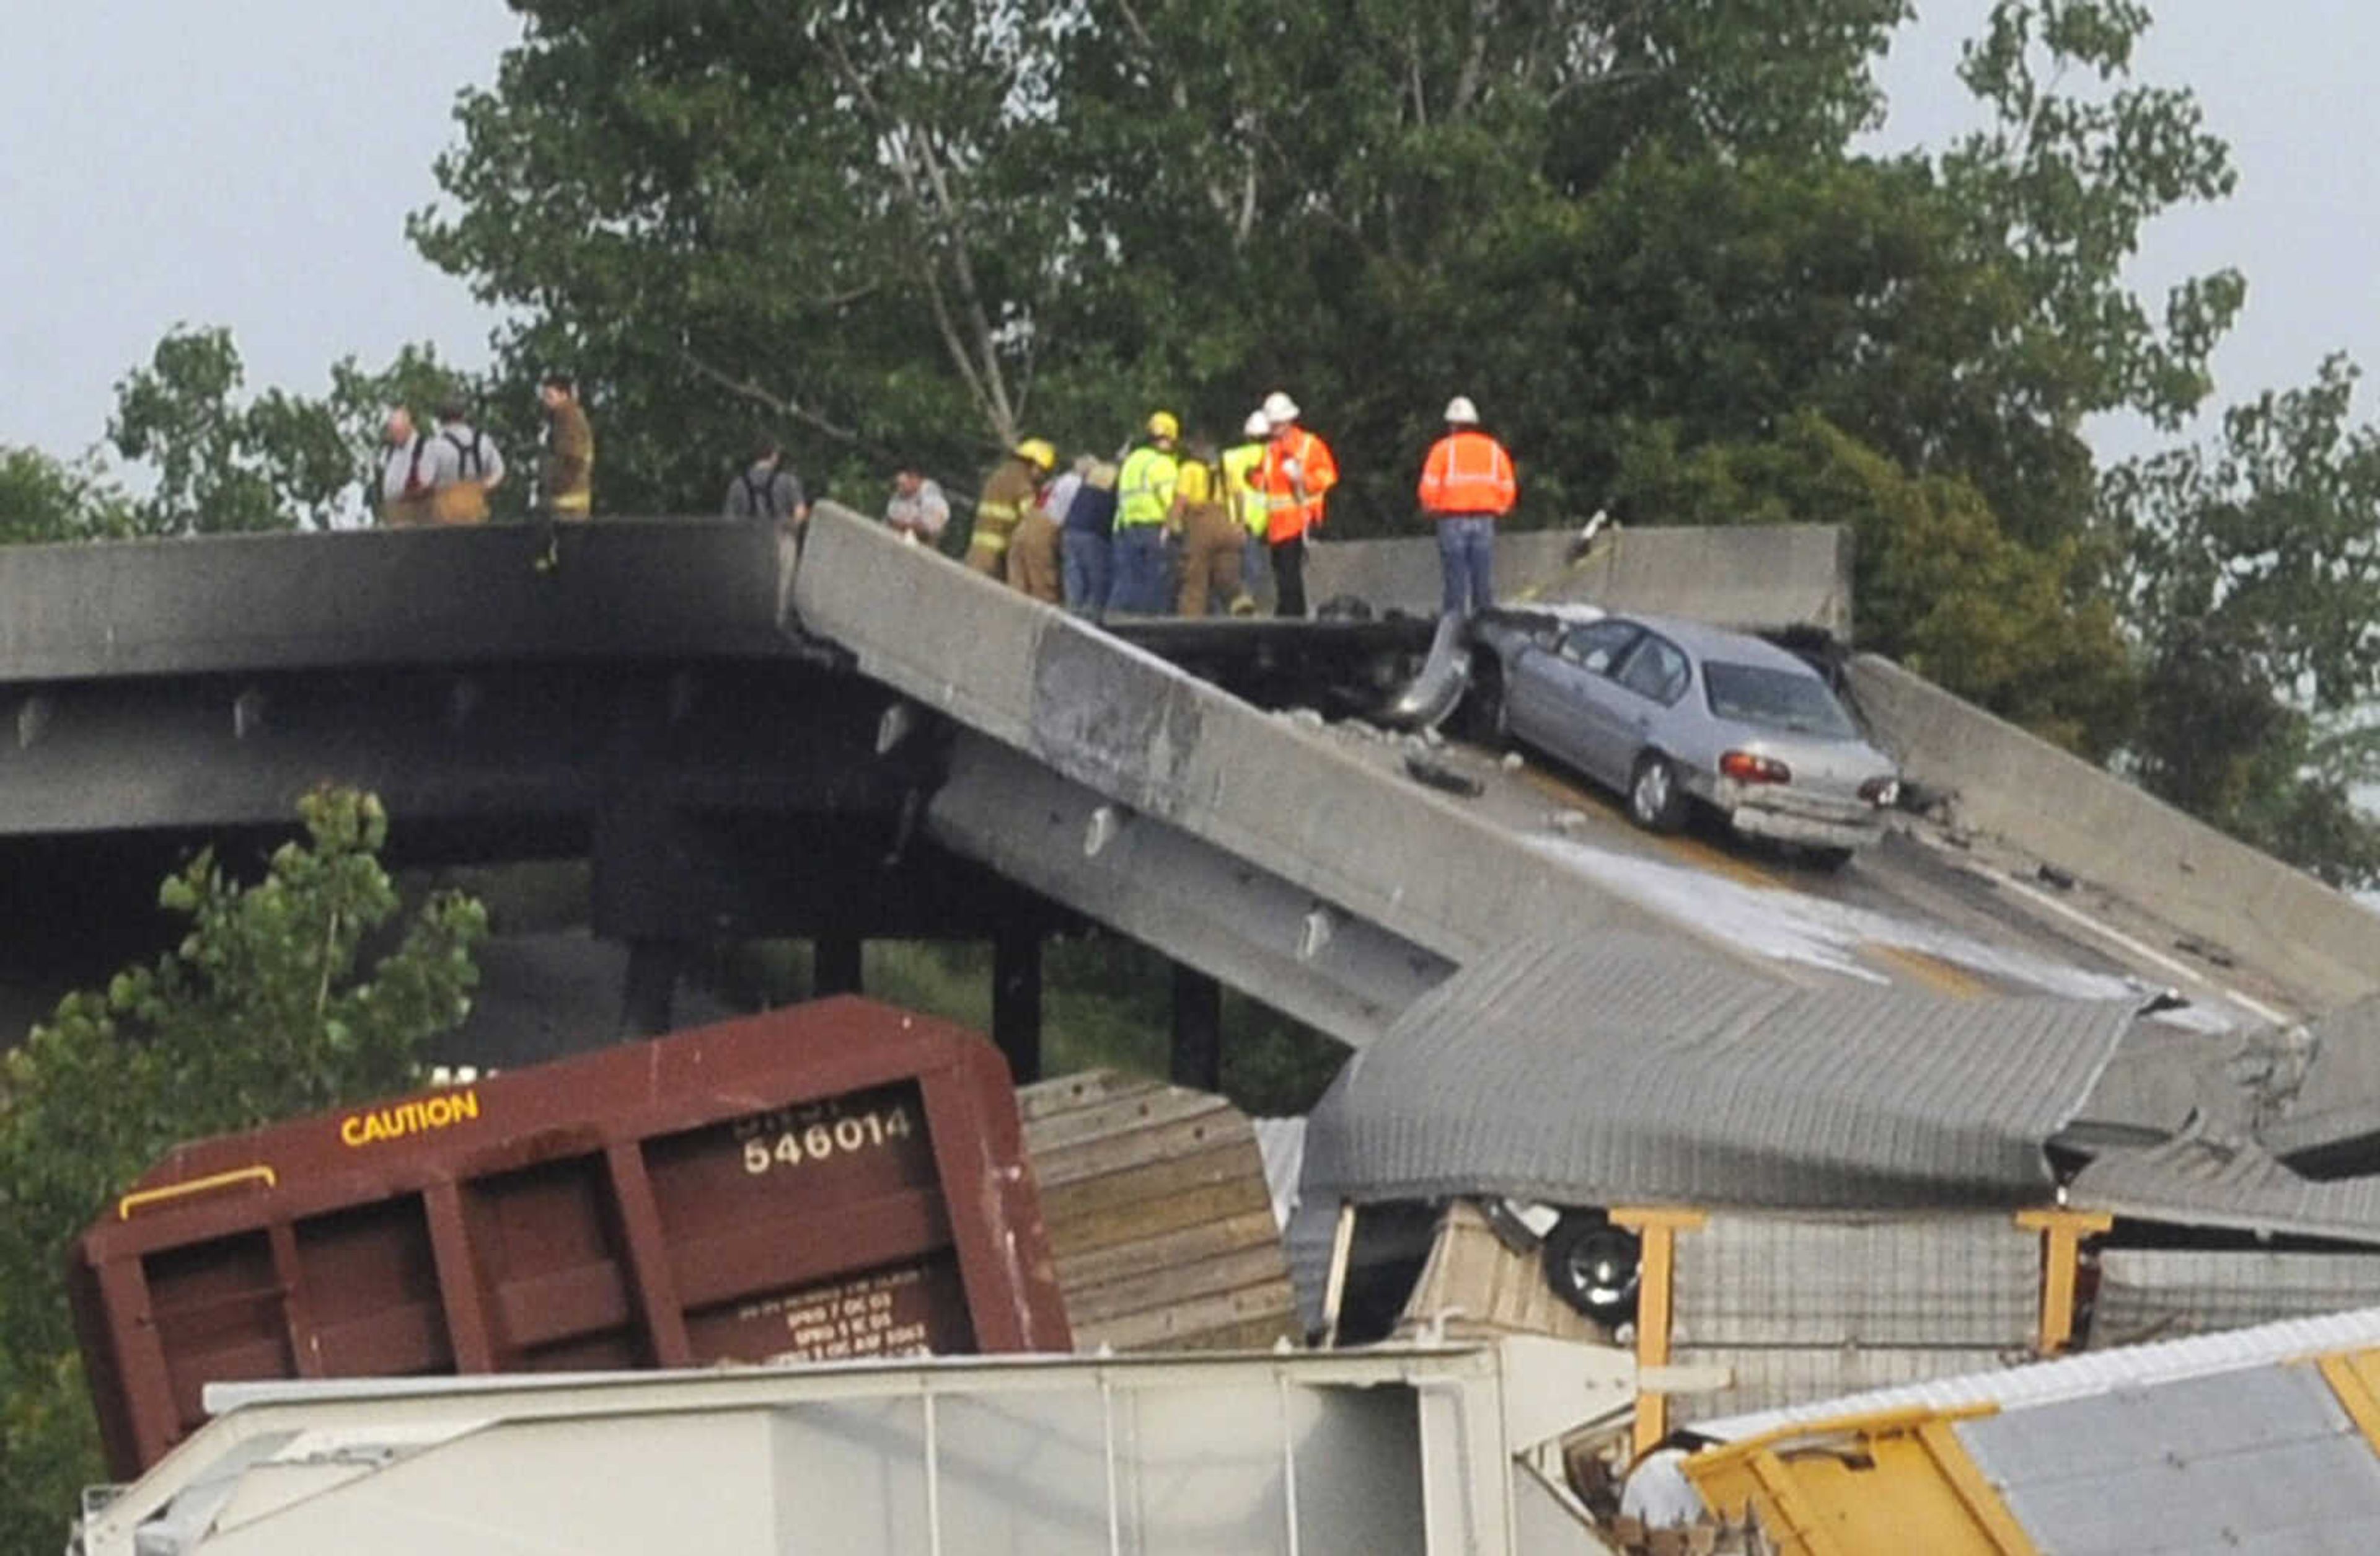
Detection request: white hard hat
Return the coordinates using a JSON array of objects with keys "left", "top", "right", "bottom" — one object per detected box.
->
[
  {"left": 1243, "top": 410, "right": 1272, "bottom": 439},
  {"left": 1261, "top": 391, "right": 1300, "bottom": 423},
  {"left": 1444, "top": 396, "right": 1479, "bottom": 425}
]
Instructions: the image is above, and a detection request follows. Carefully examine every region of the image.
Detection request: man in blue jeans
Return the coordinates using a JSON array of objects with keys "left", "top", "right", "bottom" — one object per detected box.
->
[
  {"left": 1416, "top": 396, "right": 1517, "bottom": 616},
  {"left": 1112, "top": 412, "right": 1183, "bottom": 614},
  {"left": 1062, "top": 460, "right": 1118, "bottom": 618}
]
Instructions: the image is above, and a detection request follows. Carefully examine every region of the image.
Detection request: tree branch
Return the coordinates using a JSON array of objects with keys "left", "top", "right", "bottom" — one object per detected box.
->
[
  {"left": 816, "top": 30, "right": 1019, "bottom": 447},
  {"left": 679, "top": 351, "right": 897, "bottom": 466}
]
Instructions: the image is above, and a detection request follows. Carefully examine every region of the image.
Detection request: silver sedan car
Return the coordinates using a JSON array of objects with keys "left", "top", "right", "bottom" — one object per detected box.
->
[{"left": 1467, "top": 608, "right": 1901, "bottom": 865}]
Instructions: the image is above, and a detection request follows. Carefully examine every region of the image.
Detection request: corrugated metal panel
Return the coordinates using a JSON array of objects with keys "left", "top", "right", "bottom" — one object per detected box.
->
[
  {"left": 1955, "top": 1363, "right": 2380, "bottom": 1555},
  {"left": 1672, "top": 1346, "right": 2016, "bottom": 1425},
  {"left": 1672, "top": 1214, "right": 2036, "bottom": 1348},
  {"left": 1303, "top": 935, "right": 2135, "bottom": 1211},
  {"left": 2072, "top": 1133, "right": 2380, "bottom": 1243},
  {"left": 2071, "top": 1019, "right": 2250, "bottom": 1146},
  {"left": 1700, "top": 1304, "right": 2380, "bottom": 1441},
  {"left": 2263, "top": 994, "right": 2380, "bottom": 1160},
  {"left": 2096, "top": 1249, "right": 2380, "bottom": 1346}
]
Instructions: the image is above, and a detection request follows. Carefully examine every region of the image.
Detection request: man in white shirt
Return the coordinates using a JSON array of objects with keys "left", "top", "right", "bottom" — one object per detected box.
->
[
  {"left": 425, "top": 401, "right": 506, "bottom": 524},
  {"left": 884, "top": 469, "right": 950, "bottom": 546},
  {"left": 377, "top": 407, "right": 433, "bottom": 527}
]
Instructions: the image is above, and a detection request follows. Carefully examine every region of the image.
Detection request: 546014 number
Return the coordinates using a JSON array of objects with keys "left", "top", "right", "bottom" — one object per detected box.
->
[{"left": 741, "top": 1106, "right": 914, "bottom": 1175}]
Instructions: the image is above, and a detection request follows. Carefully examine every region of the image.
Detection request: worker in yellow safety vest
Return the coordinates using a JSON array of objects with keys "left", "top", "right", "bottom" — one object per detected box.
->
[
  {"left": 968, "top": 439, "right": 1057, "bottom": 577},
  {"left": 1112, "top": 411, "right": 1183, "bottom": 614},
  {"left": 1219, "top": 410, "right": 1271, "bottom": 615}
]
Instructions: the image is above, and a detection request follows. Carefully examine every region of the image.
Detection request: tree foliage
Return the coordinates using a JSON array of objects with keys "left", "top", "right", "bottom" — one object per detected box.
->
[
  {"left": 1617, "top": 412, "right": 2135, "bottom": 754},
  {"left": 410, "top": 1, "right": 2231, "bottom": 730},
  {"left": 0, "top": 445, "right": 135, "bottom": 545},
  {"left": 2106, "top": 355, "right": 2380, "bottom": 883},
  {"left": 105, "top": 327, "right": 488, "bottom": 533},
  {"left": 0, "top": 789, "right": 487, "bottom": 1550}
]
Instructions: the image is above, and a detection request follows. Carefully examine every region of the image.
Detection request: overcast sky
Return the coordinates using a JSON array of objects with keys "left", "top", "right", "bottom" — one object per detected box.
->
[{"left": 2, "top": 2, "right": 2372, "bottom": 467}]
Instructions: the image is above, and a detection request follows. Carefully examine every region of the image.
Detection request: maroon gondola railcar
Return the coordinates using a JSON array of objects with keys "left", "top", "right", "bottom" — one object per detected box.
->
[{"left": 70, "top": 996, "right": 1070, "bottom": 1477}]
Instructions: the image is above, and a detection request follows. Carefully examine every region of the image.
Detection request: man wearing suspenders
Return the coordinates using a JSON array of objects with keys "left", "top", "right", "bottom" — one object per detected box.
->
[
  {"left": 426, "top": 402, "right": 506, "bottom": 525},
  {"left": 377, "top": 407, "right": 434, "bottom": 527}
]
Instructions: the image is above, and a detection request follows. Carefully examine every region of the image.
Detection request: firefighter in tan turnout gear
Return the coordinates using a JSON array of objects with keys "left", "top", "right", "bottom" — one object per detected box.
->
[{"left": 969, "top": 439, "right": 1056, "bottom": 578}]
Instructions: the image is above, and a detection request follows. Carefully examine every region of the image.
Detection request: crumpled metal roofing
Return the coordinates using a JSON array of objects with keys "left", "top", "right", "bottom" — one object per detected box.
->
[
  {"left": 2263, "top": 992, "right": 2380, "bottom": 1162},
  {"left": 2074, "top": 993, "right": 2380, "bottom": 1172},
  {"left": 1300, "top": 934, "right": 2136, "bottom": 1211},
  {"left": 2071, "top": 1131, "right": 2380, "bottom": 1244}
]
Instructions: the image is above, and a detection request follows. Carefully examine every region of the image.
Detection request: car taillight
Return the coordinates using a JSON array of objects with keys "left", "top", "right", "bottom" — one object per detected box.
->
[
  {"left": 1859, "top": 776, "right": 1901, "bottom": 807},
  {"left": 1719, "top": 751, "right": 1790, "bottom": 784}
]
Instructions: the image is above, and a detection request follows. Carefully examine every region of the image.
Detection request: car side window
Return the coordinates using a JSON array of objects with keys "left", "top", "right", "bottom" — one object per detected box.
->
[
  {"left": 1615, "top": 635, "right": 1691, "bottom": 705},
  {"left": 1557, "top": 621, "right": 1641, "bottom": 676}
]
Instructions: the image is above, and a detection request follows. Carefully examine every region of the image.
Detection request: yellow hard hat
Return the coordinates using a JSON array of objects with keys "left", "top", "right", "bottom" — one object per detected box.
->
[
  {"left": 1147, "top": 410, "right": 1181, "bottom": 441},
  {"left": 1015, "top": 438, "right": 1057, "bottom": 471}
]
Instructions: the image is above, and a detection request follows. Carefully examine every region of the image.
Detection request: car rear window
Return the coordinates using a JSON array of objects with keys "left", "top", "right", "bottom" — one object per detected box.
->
[{"left": 1703, "top": 661, "right": 1858, "bottom": 738}]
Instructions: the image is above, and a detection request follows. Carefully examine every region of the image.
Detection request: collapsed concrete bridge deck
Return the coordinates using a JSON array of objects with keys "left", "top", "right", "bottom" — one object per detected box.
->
[{"left": 2, "top": 509, "right": 2375, "bottom": 1082}]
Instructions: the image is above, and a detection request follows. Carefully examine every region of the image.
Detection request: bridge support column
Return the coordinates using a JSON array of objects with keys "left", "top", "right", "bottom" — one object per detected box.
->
[
  {"left": 814, "top": 935, "right": 863, "bottom": 996},
  {"left": 1171, "top": 964, "right": 1222, "bottom": 1093},
  {"left": 992, "top": 930, "right": 1042, "bottom": 1084},
  {"left": 620, "top": 939, "right": 688, "bottom": 1038}
]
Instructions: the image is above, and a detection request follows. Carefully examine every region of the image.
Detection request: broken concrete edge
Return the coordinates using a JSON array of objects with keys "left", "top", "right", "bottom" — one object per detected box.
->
[
  {"left": 926, "top": 733, "right": 1453, "bottom": 1048},
  {"left": 1849, "top": 652, "right": 2380, "bottom": 1012},
  {"left": 793, "top": 503, "right": 1735, "bottom": 976}
]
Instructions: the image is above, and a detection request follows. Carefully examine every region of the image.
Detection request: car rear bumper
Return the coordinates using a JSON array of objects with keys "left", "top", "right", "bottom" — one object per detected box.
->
[{"left": 1722, "top": 792, "right": 1885, "bottom": 851}]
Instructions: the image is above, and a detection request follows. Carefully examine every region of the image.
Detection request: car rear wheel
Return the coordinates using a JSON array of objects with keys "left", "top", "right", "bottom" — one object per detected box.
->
[
  {"left": 1541, "top": 1213, "right": 1643, "bottom": 1325},
  {"left": 1628, "top": 752, "right": 1689, "bottom": 833}
]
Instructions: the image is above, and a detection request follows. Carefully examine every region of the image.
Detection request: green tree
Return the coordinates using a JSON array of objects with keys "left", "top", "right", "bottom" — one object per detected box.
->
[
  {"left": 0, "top": 445, "right": 135, "bottom": 545},
  {"left": 2105, "top": 355, "right": 2380, "bottom": 884},
  {"left": 1050, "top": 0, "right": 2234, "bottom": 544},
  {"left": 108, "top": 326, "right": 351, "bottom": 533},
  {"left": 0, "top": 789, "right": 487, "bottom": 1550},
  {"left": 412, "top": 0, "right": 1085, "bottom": 513},
  {"left": 107, "top": 327, "right": 487, "bottom": 533},
  {"left": 1615, "top": 411, "right": 2136, "bottom": 754}
]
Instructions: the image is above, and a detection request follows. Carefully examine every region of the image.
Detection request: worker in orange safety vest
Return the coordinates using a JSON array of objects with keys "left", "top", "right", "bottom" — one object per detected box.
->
[
  {"left": 1248, "top": 391, "right": 1338, "bottom": 617},
  {"left": 1417, "top": 395, "right": 1517, "bottom": 617}
]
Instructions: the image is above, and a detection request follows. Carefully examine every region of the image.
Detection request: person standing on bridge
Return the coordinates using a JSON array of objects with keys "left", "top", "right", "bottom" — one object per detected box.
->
[
  {"left": 532, "top": 374, "right": 593, "bottom": 573},
  {"left": 1005, "top": 458, "right": 1065, "bottom": 605},
  {"left": 1173, "top": 438, "right": 1244, "bottom": 616},
  {"left": 1113, "top": 412, "right": 1183, "bottom": 614},
  {"left": 885, "top": 468, "right": 950, "bottom": 546},
  {"left": 1417, "top": 395, "right": 1516, "bottom": 617},
  {"left": 1221, "top": 410, "right": 1271, "bottom": 614},
  {"left": 1249, "top": 391, "right": 1337, "bottom": 618},
  {"left": 377, "top": 407, "right": 434, "bottom": 528},
  {"left": 1062, "top": 459, "right": 1119, "bottom": 619},
  {"left": 967, "top": 439, "right": 1055, "bottom": 577},
  {"left": 723, "top": 438, "right": 808, "bottom": 532},
  {"left": 426, "top": 401, "right": 505, "bottom": 525}
]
